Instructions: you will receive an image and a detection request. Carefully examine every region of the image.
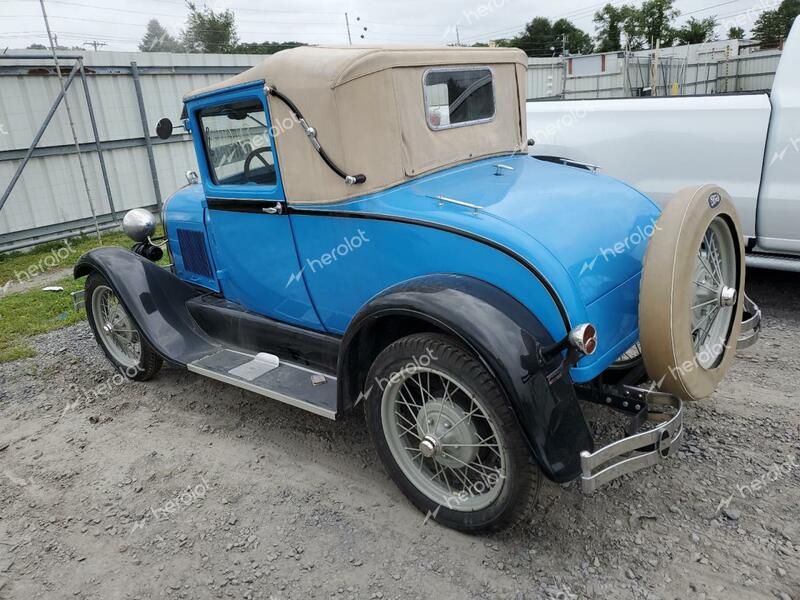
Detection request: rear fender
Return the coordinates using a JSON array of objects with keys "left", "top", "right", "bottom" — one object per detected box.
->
[
  {"left": 339, "top": 274, "right": 593, "bottom": 482},
  {"left": 74, "top": 247, "right": 217, "bottom": 365}
]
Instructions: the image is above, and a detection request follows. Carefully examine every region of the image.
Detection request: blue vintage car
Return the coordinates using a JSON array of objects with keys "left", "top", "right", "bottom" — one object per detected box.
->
[{"left": 74, "top": 46, "right": 760, "bottom": 532}]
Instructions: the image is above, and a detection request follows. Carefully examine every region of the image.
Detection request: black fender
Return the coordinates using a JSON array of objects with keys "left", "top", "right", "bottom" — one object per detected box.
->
[
  {"left": 74, "top": 247, "right": 217, "bottom": 365},
  {"left": 338, "top": 274, "right": 593, "bottom": 482}
]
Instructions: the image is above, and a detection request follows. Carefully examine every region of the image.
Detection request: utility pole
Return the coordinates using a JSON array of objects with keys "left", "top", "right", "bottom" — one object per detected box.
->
[
  {"left": 344, "top": 12, "right": 352, "bottom": 45},
  {"left": 39, "top": 0, "right": 101, "bottom": 241},
  {"left": 561, "top": 34, "right": 568, "bottom": 98},
  {"left": 83, "top": 40, "right": 106, "bottom": 51},
  {"left": 456, "top": 25, "right": 461, "bottom": 47}
]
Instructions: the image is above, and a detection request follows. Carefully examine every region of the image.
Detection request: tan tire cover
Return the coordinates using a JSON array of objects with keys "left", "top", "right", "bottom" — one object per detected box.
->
[{"left": 639, "top": 184, "right": 745, "bottom": 401}]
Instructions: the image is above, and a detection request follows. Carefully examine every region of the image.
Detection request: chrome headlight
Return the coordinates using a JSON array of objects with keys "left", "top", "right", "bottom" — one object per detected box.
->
[{"left": 122, "top": 208, "right": 156, "bottom": 243}]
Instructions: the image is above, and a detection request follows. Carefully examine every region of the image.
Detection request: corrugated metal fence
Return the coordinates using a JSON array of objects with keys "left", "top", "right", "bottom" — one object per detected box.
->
[
  {"left": 0, "top": 48, "right": 784, "bottom": 249},
  {"left": 527, "top": 51, "right": 781, "bottom": 100},
  {"left": 0, "top": 51, "right": 262, "bottom": 251}
]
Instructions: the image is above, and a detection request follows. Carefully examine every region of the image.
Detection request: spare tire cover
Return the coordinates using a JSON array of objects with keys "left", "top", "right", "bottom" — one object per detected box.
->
[{"left": 639, "top": 185, "right": 745, "bottom": 401}]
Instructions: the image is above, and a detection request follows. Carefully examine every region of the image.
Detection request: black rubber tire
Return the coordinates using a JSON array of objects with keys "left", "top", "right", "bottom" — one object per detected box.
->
[
  {"left": 364, "top": 333, "right": 541, "bottom": 533},
  {"left": 84, "top": 271, "right": 163, "bottom": 381}
]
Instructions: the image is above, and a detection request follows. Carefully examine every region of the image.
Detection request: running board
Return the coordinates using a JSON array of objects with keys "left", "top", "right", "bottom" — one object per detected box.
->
[{"left": 188, "top": 349, "right": 337, "bottom": 419}]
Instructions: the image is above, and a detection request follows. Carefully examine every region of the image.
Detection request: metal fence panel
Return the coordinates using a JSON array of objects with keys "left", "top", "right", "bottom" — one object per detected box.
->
[{"left": 0, "top": 51, "right": 262, "bottom": 249}]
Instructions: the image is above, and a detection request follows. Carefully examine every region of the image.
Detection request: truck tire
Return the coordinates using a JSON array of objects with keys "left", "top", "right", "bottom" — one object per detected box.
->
[{"left": 639, "top": 185, "right": 745, "bottom": 401}]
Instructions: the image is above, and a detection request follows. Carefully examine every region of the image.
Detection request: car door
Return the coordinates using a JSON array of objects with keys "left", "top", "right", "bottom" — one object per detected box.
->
[{"left": 188, "top": 83, "right": 324, "bottom": 330}]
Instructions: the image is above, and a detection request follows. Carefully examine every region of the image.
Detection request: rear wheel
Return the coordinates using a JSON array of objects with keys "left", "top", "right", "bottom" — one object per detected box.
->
[
  {"left": 639, "top": 185, "right": 745, "bottom": 400},
  {"left": 364, "top": 333, "right": 540, "bottom": 533},
  {"left": 85, "top": 272, "right": 162, "bottom": 381}
]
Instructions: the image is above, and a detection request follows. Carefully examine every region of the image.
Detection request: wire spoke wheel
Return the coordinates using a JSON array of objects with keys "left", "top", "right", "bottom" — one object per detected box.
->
[
  {"left": 91, "top": 285, "right": 142, "bottom": 370},
  {"left": 691, "top": 217, "right": 737, "bottom": 368},
  {"left": 381, "top": 366, "right": 508, "bottom": 511}
]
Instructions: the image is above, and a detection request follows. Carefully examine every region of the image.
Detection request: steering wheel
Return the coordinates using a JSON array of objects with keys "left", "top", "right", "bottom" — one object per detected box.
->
[{"left": 243, "top": 147, "right": 273, "bottom": 182}]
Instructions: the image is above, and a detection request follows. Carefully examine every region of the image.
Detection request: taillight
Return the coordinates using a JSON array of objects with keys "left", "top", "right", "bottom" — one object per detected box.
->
[{"left": 568, "top": 323, "right": 597, "bottom": 356}]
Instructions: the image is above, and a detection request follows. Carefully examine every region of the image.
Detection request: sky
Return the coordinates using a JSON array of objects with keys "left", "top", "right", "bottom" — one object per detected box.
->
[{"left": 0, "top": 0, "right": 778, "bottom": 52}]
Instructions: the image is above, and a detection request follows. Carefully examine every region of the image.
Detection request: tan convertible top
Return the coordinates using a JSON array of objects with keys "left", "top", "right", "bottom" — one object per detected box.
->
[{"left": 186, "top": 46, "right": 529, "bottom": 204}]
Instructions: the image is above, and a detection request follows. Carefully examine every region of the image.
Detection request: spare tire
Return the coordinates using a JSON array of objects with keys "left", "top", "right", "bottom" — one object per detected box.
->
[{"left": 639, "top": 185, "right": 745, "bottom": 401}]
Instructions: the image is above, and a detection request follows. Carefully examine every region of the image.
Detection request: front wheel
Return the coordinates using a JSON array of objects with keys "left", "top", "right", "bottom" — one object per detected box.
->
[
  {"left": 85, "top": 271, "right": 162, "bottom": 381},
  {"left": 364, "top": 333, "right": 541, "bottom": 533}
]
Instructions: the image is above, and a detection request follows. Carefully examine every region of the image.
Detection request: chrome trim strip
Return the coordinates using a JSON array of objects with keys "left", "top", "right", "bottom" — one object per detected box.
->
[
  {"left": 433, "top": 195, "right": 483, "bottom": 211},
  {"left": 580, "top": 388, "right": 683, "bottom": 493}
]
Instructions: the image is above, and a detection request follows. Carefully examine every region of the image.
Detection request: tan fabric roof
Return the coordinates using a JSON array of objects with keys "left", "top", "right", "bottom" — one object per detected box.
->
[
  {"left": 184, "top": 46, "right": 529, "bottom": 204},
  {"left": 185, "top": 45, "right": 528, "bottom": 98}
]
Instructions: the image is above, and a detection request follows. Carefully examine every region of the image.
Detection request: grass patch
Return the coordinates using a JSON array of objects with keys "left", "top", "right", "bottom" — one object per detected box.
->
[
  {"left": 0, "top": 229, "right": 132, "bottom": 285},
  {"left": 0, "top": 224, "right": 167, "bottom": 364},
  {"left": 0, "top": 277, "right": 85, "bottom": 362}
]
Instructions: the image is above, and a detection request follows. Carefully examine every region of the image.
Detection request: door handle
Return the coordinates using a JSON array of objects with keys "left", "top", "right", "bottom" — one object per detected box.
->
[{"left": 262, "top": 204, "right": 283, "bottom": 215}]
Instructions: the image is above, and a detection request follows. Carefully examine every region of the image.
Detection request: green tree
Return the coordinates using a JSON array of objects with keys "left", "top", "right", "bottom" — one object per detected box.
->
[
  {"left": 508, "top": 16, "right": 593, "bottom": 56},
  {"left": 139, "top": 19, "right": 183, "bottom": 52},
  {"left": 594, "top": 4, "right": 630, "bottom": 53},
  {"left": 181, "top": 2, "right": 238, "bottom": 53},
  {"left": 27, "top": 43, "right": 83, "bottom": 50},
  {"left": 676, "top": 17, "right": 717, "bottom": 45},
  {"left": 752, "top": 0, "right": 800, "bottom": 43},
  {"left": 553, "top": 18, "right": 594, "bottom": 54},
  {"left": 638, "top": 0, "right": 681, "bottom": 47},
  {"left": 727, "top": 26, "right": 745, "bottom": 39},
  {"left": 620, "top": 5, "right": 646, "bottom": 49}
]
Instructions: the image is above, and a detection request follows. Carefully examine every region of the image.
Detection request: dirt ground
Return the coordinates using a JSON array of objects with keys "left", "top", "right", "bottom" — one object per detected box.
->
[{"left": 0, "top": 268, "right": 798, "bottom": 600}]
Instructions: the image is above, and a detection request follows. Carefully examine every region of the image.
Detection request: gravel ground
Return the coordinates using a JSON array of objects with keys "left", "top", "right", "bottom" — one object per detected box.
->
[{"left": 0, "top": 268, "right": 798, "bottom": 600}]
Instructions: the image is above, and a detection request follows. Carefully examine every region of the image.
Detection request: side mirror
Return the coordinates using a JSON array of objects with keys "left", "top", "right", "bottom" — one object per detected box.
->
[{"left": 156, "top": 118, "right": 173, "bottom": 140}]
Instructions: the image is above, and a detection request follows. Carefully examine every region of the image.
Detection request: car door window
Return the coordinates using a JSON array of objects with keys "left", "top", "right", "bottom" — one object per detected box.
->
[{"left": 198, "top": 99, "right": 276, "bottom": 186}]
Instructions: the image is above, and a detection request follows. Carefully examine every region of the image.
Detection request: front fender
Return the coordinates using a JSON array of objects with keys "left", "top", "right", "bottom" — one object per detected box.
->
[
  {"left": 339, "top": 274, "right": 593, "bottom": 482},
  {"left": 74, "top": 247, "right": 217, "bottom": 365}
]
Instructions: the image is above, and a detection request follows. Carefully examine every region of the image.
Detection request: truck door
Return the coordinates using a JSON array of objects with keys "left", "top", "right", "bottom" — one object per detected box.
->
[{"left": 188, "top": 84, "right": 324, "bottom": 330}]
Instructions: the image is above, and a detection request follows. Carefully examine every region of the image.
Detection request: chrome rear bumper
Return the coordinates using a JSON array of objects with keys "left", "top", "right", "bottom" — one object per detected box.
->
[
  {"left": 579, "top": 388, "right": 683, "bottom": 493},
  {"left": 737, "top": 294, "right": 761, "bottom": 350}
]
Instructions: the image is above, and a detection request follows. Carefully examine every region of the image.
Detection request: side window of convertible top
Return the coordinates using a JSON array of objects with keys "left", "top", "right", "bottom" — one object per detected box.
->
[
  {"left": 198, "top": 99, "right": 277, "bottom": 186},
  {"left": 423, "top": 67, "right": 495, "bottom": 130}
]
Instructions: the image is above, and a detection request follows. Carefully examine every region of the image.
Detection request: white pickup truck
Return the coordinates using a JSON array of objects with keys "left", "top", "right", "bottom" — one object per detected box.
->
[{"left": 527, "top": 17, "right": 799, "bottom": 271}]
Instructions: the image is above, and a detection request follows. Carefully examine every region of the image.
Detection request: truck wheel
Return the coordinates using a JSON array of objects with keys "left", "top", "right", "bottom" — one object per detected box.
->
[
  {"left": 364, "top": 333, "right": 541, "bottom": 533},
  {"left": 85, "top": 271, "right": 163, "bottom": 381},
  {"left": 639, "top": 185, "right": 745, "bottom": 400}
]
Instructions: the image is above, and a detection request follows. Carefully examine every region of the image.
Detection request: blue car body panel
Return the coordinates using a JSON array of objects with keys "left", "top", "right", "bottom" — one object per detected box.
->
[
  {"left": 165, "top": 154, "right": 659, "bottom": 382},
  {"left": 169, "top": 87, "right": 662, "bottom": 383}
]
